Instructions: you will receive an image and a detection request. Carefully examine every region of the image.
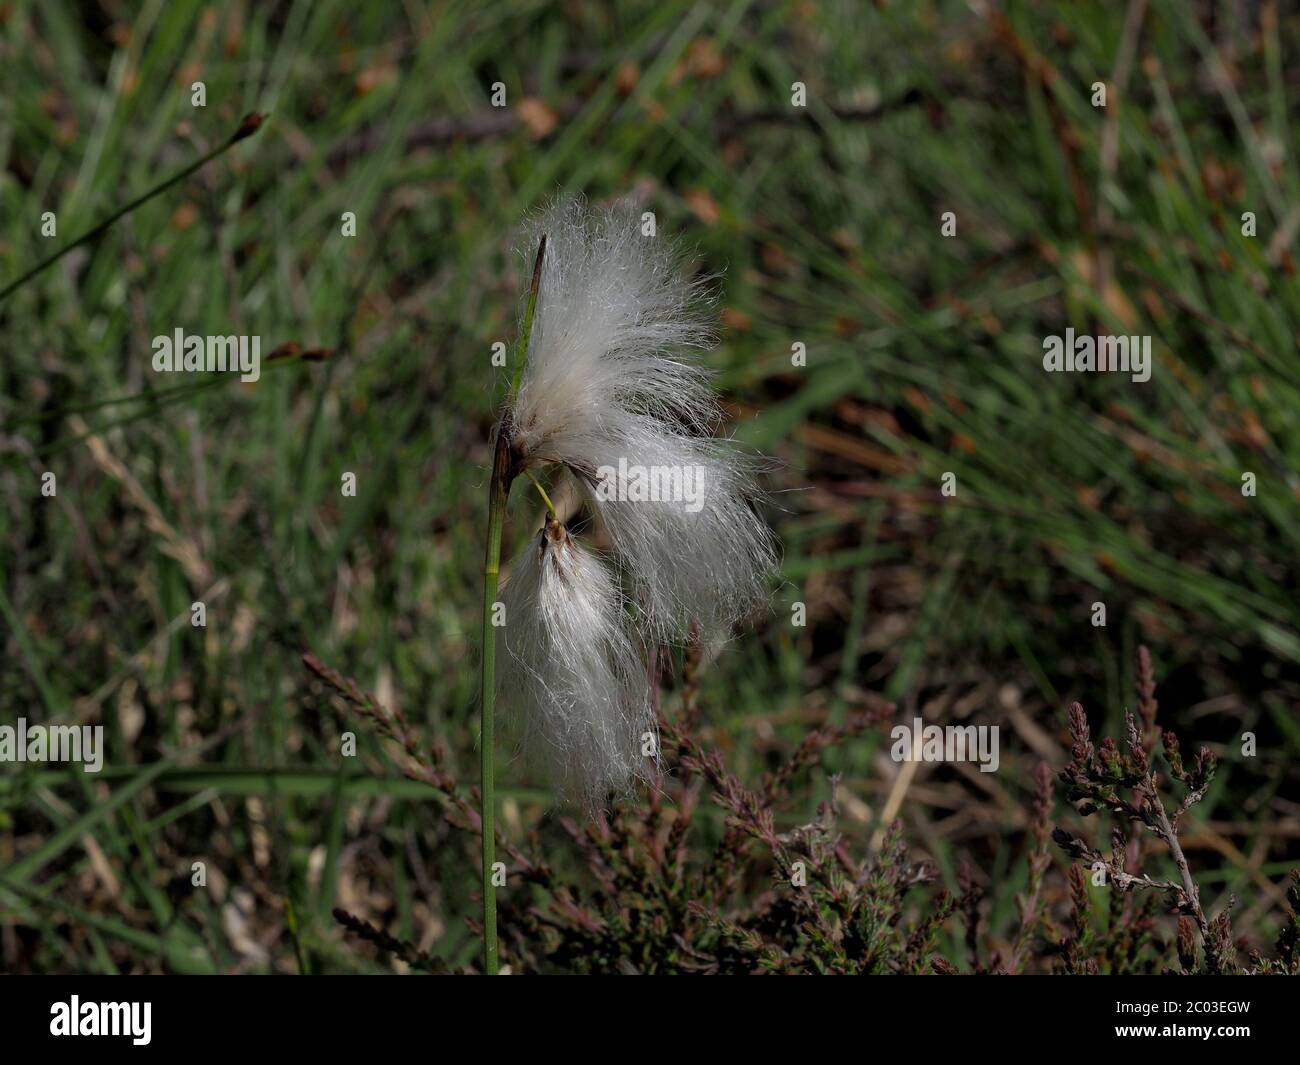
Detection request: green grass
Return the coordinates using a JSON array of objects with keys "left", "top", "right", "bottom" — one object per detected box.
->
[{"left": 1, "top": 0, "right": 1298, "bottom": 973}]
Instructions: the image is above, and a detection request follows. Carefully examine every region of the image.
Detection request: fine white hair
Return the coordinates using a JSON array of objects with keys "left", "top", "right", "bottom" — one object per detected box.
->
[
  {"left": 497, "top": 517, "right": 655, "bottom": 811},
  {"left": 509, "top": 196, "right": 776, "bottom": 642}
]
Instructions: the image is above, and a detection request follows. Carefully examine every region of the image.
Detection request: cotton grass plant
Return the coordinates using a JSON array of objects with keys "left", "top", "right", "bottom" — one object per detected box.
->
[{"left": 478, "top": 197, "right": 777, "bottom": 973}]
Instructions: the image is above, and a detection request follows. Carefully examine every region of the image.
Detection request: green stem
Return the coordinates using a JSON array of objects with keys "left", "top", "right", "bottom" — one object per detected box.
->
[
  {"left": 0, "top": 113, "right": 265, "bottom": 305},
  {"left": 524, "top": 469, "right": 559, "bottom": 519},
  {"left": 479, "top": 233, "right": 546, "bottom": 975},
  {"left": 479, "top": 430, "right": 511, "bottom": 976}
]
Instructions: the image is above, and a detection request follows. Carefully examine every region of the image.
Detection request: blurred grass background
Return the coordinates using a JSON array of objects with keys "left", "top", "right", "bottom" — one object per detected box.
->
[{"left": 1, "top": 0, "right": 1298, "bottom": 972}]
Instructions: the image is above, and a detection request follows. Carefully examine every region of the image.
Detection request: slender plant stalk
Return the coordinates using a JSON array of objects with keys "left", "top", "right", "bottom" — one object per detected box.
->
[
  {"left": 1145, "top": 777, "right": 1208, "bottom": 936},
  {"left": 524, "top": 468, "right": 559, "bottom": 518},
  {"left": 479, "top": 431, "right": 511, "bottom": 976},
  {"left": 0, "top": 113, "right": 265, "bottom": 304},
  {"left": 479, "top": 234, "right": 546, "bottom": 974}
]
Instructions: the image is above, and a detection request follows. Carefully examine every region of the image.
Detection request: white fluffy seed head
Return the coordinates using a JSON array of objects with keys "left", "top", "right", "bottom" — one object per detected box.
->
[
  {"left": 496, "top": 517, "right": 655, "bottom": 811},
  {"left": 510, "top": 196, "right": 718, "bottom": 464},
  {"left": 509, "top": 196, "right": 777, "bottom": 642}
]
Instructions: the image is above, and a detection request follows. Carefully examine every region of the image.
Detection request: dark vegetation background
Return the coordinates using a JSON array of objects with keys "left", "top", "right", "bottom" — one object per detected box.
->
[{"left": 1, "top": 0, "right": 1298, "bottom": 973}]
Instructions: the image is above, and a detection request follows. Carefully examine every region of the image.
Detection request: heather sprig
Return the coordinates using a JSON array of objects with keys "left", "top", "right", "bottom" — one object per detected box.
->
[{"left": 1051, "top": 647, "right": 1231, "bottom": 971}]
